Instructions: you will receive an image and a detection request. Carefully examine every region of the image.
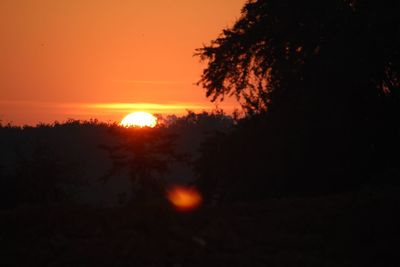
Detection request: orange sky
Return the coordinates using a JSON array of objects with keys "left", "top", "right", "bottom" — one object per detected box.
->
[{"left": 0, "top": 0, "right": 246, "bottom": 125}]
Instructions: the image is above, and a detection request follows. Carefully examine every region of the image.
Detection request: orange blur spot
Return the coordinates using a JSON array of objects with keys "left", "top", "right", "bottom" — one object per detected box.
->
[{"left": 167, "top": 186, "right": 203, "bottom": 212}]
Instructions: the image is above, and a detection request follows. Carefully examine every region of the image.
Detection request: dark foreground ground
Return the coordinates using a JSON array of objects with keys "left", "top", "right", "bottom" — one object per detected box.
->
[{"left": 3, "top": 188, "right": 399, "bottom": 267}]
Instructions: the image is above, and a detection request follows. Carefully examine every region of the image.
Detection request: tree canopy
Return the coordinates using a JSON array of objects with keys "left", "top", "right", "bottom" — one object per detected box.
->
[
  {"left": 197, "top": 0, "right": 400, "bottom": 113},
  {"left": 195, "top": 0, "right": 400, "bottom": 199}
]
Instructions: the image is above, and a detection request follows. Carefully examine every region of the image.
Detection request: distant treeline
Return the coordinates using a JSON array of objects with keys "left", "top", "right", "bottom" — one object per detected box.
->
[
  {"left": 2, "top": 107, "right": 398, "bottom": 210},
  {"left": 0, "top": 112, "right": 234, "bottom": 209}
]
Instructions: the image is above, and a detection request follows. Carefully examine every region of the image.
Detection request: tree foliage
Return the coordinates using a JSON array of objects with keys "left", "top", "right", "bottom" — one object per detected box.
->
[
  {"left": 195, "top": 0, "right": 400, "bottom": 200},
  {"left": 197, "top": 0, "right": 400, "bottom": 113},
  {"left": 100, "top": 126, "right": 185, "bottom": 202}
]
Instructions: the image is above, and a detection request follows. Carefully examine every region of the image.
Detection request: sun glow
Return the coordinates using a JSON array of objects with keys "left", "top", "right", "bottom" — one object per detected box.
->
[
  {"left": 167, "top": 186, "right": 203, "bottom": 212},
  {"left": 120, "top": 112, "right": 157, "bottom": 128}
]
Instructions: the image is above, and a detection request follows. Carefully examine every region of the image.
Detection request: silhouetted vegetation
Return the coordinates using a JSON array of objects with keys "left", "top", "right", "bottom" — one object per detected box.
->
[
  {"left": 99, "top": 126, "right": 184, "bottom": 203},
  {"left": 195, "top": 0, "right": 400, "bottom": 200},
  {"left": 2, "top": 0, "right": 400, "bottom": 265},
  {"left": 0, "top": 113, "right": 234, "bottom": 209}
]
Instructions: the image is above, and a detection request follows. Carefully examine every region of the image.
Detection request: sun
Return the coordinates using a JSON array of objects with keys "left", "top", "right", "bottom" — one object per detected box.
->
[{"left": 120, "top": 112, "right": 157, "bottom": 128}]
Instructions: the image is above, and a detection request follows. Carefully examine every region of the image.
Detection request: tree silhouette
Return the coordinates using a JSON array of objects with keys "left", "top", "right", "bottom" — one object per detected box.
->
[
  {"left": 195, "top": 0, "right": 400, "bottom": 200},
  {"left": 100, "top": 126, "right": 185, "bottom": 202},
  {"left": 197, "top": 0, "right": 400, "bottom": 113}
]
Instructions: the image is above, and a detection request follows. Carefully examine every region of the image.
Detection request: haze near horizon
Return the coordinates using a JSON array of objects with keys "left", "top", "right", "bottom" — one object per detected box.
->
[{"left": 0, "top": 0, "right": 246, "bottom": 125}]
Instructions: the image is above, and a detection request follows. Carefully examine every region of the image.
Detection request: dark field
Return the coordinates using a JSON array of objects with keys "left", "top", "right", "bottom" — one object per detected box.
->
[{"left": 4, "top": 189, "right": 399, "bottom": 266}]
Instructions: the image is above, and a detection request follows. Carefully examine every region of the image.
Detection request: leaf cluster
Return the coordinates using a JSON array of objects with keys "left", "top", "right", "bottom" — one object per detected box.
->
[{"left": 197, "top": 0, "right": 400, "bottom": 113}]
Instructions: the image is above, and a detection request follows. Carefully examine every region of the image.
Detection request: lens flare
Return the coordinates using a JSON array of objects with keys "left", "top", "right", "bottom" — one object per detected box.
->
[
  {"left": 120, "top": 111, "right": 157, "bottom": 128},
  {"left": 167, "top": 186, "right": 203, "bottom": 212}
]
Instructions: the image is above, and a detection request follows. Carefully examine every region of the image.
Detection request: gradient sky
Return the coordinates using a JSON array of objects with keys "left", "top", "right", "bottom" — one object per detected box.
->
[{"left": 0, "top": 0, "right": 246, "bottom": 125}]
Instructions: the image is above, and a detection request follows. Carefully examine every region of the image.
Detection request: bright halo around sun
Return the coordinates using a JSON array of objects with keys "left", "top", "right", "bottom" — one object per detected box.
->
[{"left": 120, "top": 112, "right": 157, "bottom": 128}]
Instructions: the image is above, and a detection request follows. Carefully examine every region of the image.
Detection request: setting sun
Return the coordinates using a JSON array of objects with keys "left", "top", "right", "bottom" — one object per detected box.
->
[
  {"left": 120, "top": 112, "right": 157, "bottom": 128},
  {"left": 167, "top": 186, "right": 203, "bottom": 212}
]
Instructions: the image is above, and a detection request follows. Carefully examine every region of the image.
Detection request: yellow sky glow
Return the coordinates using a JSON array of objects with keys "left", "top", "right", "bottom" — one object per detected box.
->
[
  {"left": 0, "top": 100, "right": 236, "bottom": 125},
  {"left": 0, "top": 0, "right": 246, "bottom": 125},
  {"left": 85, "top": 103, "right": 209, "bottom": 110}
]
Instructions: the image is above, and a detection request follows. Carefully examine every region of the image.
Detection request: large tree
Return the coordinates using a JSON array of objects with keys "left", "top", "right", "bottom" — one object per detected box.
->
[
  {"left": 195, "top": 0, "right": 400, "bottom": 199},
  {"left": 197, "top": 0, "right": 400, "bottom": 113}
]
